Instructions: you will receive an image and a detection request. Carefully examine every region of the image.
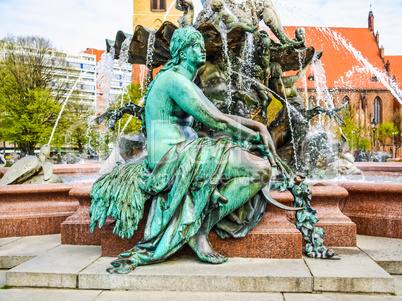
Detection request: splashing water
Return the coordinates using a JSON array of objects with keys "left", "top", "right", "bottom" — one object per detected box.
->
[
  {"left": 97, "top": 49, "right": 115, "bottom": 105},
  {"left": 139, "top": 65, "right": 147, "bottom": 101},
  {"left": 163, "top": 1, "right": 176, "bottom": 23},
  {"left": 243, "top": 32, "right": 255, "bottom": 91},
  {"left": 279, "top": 77, "right": 298, "bottom": 169},
  {"left": 318, "top": 27, "right": 402, "bottom": 105},
  {"left": 48, "top": 70, "right": 92, "bottom": 145},
  {"left": 116, "top": 37, "right": 133, "bottom": 135},
  {"left": 310, "top": 56, "right": 334, "bottom": 131},
  {"left": 297, "top": 52, "right": 309, "bottom": 105},
  {"left": 145, "top": 33, "right": 156, "bottom": 86},
  {"left": 221, "top": 32, "right": 233, "bottom": 111},
  {"left": 117, "top": 37, "right": 132, "bottom": 68}
]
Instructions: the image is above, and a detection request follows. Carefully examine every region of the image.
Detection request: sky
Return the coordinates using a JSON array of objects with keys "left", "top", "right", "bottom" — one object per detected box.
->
[{"left": 0, "top": 0, "right": 401, "bottom": 55}]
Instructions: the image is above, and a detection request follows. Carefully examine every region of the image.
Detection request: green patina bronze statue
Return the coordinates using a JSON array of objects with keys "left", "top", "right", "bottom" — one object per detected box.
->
[
  {"left": 91, "top": 1, "right": 343, "bottom": 274},
  {"left": 90, "top": 26, "right": 300, "bottom": 274}
]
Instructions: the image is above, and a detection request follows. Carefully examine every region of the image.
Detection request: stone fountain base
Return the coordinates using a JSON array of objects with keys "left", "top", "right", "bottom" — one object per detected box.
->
[
  {"left": 62, "top": 183, "right": 353, "bottom": 259},
  {"left": 0, "top": 183, "right": 82, "bottom": 238},
  {"left": 339, "top": 182, "right": 402, "bottom": 239}
]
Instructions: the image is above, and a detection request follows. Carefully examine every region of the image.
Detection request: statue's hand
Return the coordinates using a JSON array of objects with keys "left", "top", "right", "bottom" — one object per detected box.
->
[{"left": 258, "top": 126, "right": 278, "bottom": 167}]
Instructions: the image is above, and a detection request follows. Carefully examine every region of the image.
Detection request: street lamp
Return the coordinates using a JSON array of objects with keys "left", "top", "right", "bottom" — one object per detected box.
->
[
  {"left": 351, "top": 130, "right": 355, "bottom": 156},
  {"left": 392, "top": 132, "right": 397, "bottom": 159},
  {"left": 371, "top": 119, "right": 377, "bottom": 152}
]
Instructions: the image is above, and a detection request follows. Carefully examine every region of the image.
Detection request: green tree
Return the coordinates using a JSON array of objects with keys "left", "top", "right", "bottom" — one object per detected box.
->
[
  {"left": 0, "top": 35, "right": 70, "bottom": 155},
  {"left": 340, "top": 106, "right": 366, "bottom": 152},
  {"left": 377, "top": 122, "right": 398, "bottom": 151}
]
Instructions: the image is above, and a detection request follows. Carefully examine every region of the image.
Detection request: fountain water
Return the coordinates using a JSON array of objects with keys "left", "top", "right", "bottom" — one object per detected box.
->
[
  {"left": 221, "top": 32, "right": 233, "bottom": 111},
  {"left": 48, "top": 69, "right": 93, "bottom": 145}
]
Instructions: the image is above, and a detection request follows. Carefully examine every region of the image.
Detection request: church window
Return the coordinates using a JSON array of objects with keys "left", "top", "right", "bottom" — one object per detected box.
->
[
  {"left": 151, "top": 0, "right": 166, "bottom": 11},
  {"left": 373, "top": 96, "right": 382, "bottom": 124}
]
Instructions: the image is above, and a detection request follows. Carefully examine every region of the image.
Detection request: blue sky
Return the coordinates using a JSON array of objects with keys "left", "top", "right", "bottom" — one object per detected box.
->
[{"left": 0, "top": 0, "right": 401, "bottom": 55}]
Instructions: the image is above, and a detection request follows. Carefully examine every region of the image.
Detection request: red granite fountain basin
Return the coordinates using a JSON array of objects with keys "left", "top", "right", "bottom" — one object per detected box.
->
[
  {"left": 339, "top": 182, "right": 402, "bottom": 239},
  {"left": 60, "top": 183, "right": 353, "bottom": 259},
  {"left": 0, "top": 183, "right": 86, "bottom": 238},
  {"left": 0, "top": 162, "right": 400, "bottom": 257}
]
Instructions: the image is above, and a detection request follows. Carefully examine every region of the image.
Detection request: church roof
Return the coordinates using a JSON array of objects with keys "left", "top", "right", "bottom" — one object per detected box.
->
[{"left": 385, "top": 55, "right": 402, "bottom": 90}]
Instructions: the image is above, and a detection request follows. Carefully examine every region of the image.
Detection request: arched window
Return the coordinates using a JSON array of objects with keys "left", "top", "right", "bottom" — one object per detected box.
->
[
  {"left": 373, "top": 96, "right": 382, "bottom": 124},
  {"left": 151, "top": 0, "right": 166, "bottom": 11},
  {"left": 308, "top": 95, "right": 316, "bottom": 109},
  {"left": 342, "top": 96, "right": 351, "bottom": 110}
]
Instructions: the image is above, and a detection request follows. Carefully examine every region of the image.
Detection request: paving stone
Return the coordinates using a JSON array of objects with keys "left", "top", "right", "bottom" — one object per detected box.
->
[
  {"left": 357, "top": 235, "right": 402, "bottom": 275},
  {"left": 395, "top": 275, "right": 402, "bottom": 296},
  {"left": 96, "top": 290, "right": 283, "bottom": 301},
  {"left": 0, "top": 270, "right": 5, "bottom": 287},
  {"left": 0, "top": 234, "right": 61, "bottom": 268},
  {"left": 284, "top": 293, "right": 402, "bottom": 300},
  {"left": 79, "top": 256, "right": 312, "bottom": 293},
  {"left": 7, "top": 245, "right": 101, "bottom": 288},
  {"left": 0, "top": 237, "right": 21, "bottom": 247},
  {"left": 304, "top": 247, "right": 395, "bottom": 293},
  {"left": 0, "top": 288, "right": 102, "bottom": 301}
]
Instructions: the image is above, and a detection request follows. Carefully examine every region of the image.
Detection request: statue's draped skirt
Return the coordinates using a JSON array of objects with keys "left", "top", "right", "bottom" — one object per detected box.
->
[{"left": 90, "top": 137, "right": 267, "bottom": 268}]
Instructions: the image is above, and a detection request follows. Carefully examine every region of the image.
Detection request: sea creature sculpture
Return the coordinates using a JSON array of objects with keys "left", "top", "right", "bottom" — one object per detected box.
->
[{"left": 0, "top": 144, "right": 61, "bottom": 185}]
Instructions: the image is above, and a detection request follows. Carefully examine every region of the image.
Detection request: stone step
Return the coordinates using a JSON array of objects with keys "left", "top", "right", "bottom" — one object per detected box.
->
[
  {"left": 79, "top": 256, "right": 312, "bottom": 293},
  {"left": 0, "top": 288, "right": 102, "bottom": 301},
  {"left": 284, "top": 293, "right": 402, "bottom": 300},
  {"left": 2, "top": 235, "right": 398, "bottom": 294},
  {"left": 357, "top": 235, "right": 402, "bottom": 275},
  {"left": 1, "top": 289, "right": 401, "bottom": 301},
  {"left": 6, "top": 245, "right": 101, "bottom": 288},
  {"left": 0, "top": 234, "right": 61, "bottom": 269},
  {"left": 304, "top": 247, "right": 395, "bottom": 294}
]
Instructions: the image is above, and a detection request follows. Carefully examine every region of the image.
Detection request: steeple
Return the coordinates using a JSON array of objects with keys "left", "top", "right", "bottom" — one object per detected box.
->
[{"left": 368, "top": 6, "right": 374, "bottom": 32}]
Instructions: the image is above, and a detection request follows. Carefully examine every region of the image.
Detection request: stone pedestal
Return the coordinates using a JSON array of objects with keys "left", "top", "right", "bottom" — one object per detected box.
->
[
  {"left": 61, "top": 185, "right": 104, "bottom": 245},
  {"left": 0, "top": 183, "right": 80, "bottom": 238},
  {"left": 308, "top": 183, "right": 355, "bottom": 247},
  {"left": 339, "top": 182, "right": 402, "bottom": 239},
  {"left": 101, "top": 191, "right": 303, "bottom": 259},
  {"left": 62, "top": 183, "right": 356, "bottom": 259}
]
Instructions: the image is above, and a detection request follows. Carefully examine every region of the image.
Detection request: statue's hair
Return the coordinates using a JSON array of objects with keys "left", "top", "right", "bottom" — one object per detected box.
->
[{"left": 141, "top": 27, "right": 204, "bottom": 133}]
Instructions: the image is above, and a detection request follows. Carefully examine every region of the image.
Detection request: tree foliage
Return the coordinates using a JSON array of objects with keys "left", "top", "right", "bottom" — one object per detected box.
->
[
  {"left": 377, "top": 122, "right": 398, "bottom": 147},
  {"left": 0, "top": 35, "right": 70, "bottom": 155},
  {"left": 340, "top": 106, "right": 367, "bottom": 151}
]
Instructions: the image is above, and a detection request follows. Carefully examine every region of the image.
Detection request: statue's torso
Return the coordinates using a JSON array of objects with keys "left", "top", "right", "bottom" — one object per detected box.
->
[{"left": 145, "top": 70, "right": 198, "bottom": 169}]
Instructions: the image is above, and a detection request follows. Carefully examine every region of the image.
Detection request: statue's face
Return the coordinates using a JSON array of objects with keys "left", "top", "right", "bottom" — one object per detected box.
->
[
  {"left": 296, "top": 28, "right": 305, "bottom": 41},
  {"left": 184, "top": 39, "right": 206, "bottom": 67}
]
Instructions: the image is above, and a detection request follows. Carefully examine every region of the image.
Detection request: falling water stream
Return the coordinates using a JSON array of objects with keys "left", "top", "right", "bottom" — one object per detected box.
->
[
  {"left": 221, "top": 32, "right": 233, "bottom": 111},
  {"left": 122, "top": 32, "right": 156, "bottom": 135},
  {"left": 48, "top": 69, "right": 91, "bottom": 145},
  {"left": 243, "top": 32, "right": 255, "bottom": 91},
  {"left": 318, "top": 27, "right": 402, "bottom": 105},
  {"left": 279, "top": 77, "right": 299, "bottom": 169},
  {"left": 163, "top": 1, "right": 176, "bottom": 23}
]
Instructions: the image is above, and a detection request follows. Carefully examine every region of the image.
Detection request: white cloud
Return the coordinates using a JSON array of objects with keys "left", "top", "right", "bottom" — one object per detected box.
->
[
  {"left": 0, "top": 0, "right": 401, "bottom": 55},
  {"left": 0, "top": 0, "right": 133, "bottom": 53}
]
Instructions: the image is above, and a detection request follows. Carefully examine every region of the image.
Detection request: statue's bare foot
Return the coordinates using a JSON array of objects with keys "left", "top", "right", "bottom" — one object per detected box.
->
[{"left": 188, "top": 233, "right": 227, "bottom": 264}]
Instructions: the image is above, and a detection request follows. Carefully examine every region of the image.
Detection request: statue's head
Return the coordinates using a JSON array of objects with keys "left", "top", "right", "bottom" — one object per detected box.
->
[
  {"left": 170, "top": 26, "right": 206, "bottom": 67},
  {"left": 40, "top": 144, "right": 51, "bottom": 157},
  {"left": 210, "top": 0, "right": 224, "bottom": 12},
  {"left": 295, "top": 27, "right": 305, "bottom": 41}
]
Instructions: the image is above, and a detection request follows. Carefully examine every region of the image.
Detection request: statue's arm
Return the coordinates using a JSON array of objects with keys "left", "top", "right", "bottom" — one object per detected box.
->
[
  {"left": 226, "top": 114, "right": 277, "bottom": 166},
  {"left": 169, "top": 77, "right": 259, "bottom": 142}
]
